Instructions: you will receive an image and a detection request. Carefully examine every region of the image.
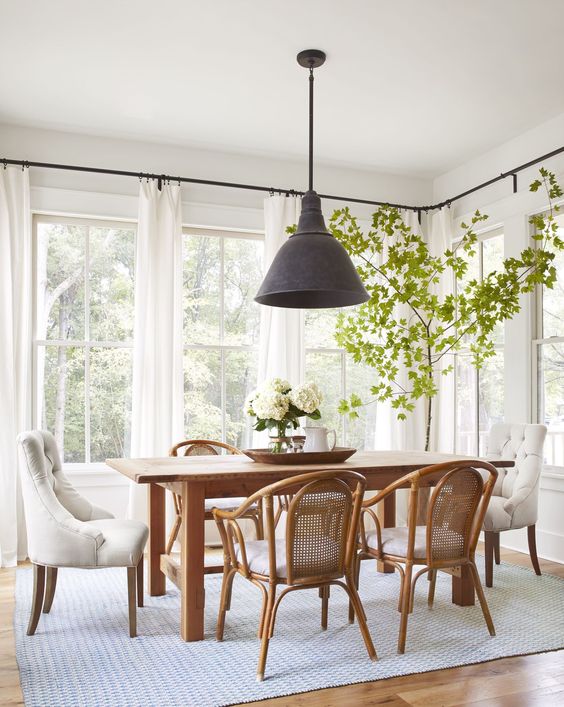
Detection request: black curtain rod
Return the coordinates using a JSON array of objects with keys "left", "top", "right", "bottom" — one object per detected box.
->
[{"left": 3, "top": 144, "right": 564, "bottom": 213}]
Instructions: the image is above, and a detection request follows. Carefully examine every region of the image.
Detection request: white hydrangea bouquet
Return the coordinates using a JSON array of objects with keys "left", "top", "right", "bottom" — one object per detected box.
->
[{"left": 245, "top": 378, "right": 322, "bottom": 449}]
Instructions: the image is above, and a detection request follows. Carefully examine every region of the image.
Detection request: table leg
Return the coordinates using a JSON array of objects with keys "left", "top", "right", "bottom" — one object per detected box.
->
[
  {"left": 180, "top": 480, "right": 206, "bottom": 641},
  {"left": 148, "top": 483, "right": 166, "bottom": 596},
  {"left": 452, "top": 565, "right": 475, "bottom": 606},
  {"left": 377, "top": 491, "right": 396, "bottom": 574}
]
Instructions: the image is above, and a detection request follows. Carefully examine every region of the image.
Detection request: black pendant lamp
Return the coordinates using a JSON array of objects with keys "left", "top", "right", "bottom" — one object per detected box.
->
[{"left": 255, "top": 50, "right": 369, "bottom": 309}]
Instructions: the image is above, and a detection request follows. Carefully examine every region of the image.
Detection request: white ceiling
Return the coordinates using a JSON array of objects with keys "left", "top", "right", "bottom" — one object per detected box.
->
[{"left": 1, "top": 0, "right": 564, "bottom": 177}]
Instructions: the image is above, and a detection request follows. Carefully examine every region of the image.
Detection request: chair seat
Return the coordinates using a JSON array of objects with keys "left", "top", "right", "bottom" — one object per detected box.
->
[
  {"left": 482, "top": 495, "right": 512, "bottom": 531},
  {"left": 365, "top": 526, "right": 427, "bottom": 559},
  {"left": 206, "top": 497, "right": 257, "bottom": 513},
  {"left": 235, "top": 536, "right": 342, "bottom": 578},
  {"left": 84, "top": 519, "right": 148, "bottom": 567}
]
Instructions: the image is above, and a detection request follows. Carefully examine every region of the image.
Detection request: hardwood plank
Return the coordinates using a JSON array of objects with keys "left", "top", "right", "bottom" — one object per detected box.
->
[{"left": 106, "top": 451, "right": 513, "bottom": 485}]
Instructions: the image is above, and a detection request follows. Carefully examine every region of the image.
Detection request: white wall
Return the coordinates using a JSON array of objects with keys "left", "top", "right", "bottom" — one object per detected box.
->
[
  {"left": 433, "top": 111, "right": 564, "bottom": 563},
  {"left": 0, "top": 122, "right": 431, "bottom": 531}
]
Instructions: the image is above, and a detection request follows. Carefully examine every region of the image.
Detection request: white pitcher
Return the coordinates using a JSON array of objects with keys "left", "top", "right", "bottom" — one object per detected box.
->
[{"left": 303, "top": 426, "right": 337, "bottom": 453}]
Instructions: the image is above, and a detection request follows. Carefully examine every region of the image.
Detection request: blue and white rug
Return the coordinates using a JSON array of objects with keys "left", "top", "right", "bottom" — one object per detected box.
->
[{"left": 14, "top": 559, "right": 564, "bottom": 707}]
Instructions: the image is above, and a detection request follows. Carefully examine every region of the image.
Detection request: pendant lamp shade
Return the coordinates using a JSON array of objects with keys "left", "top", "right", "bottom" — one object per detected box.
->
[
  {"left": 255, "top": 191, "right": 369, "bottom": 309},
  {"left": 255, "top": 50, "right": 369, "bottom": 309}
]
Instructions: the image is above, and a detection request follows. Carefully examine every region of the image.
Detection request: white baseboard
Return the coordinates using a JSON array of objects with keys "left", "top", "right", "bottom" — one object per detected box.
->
[{"left": 498, "top": 527, "right": 564, "bottom": 565}]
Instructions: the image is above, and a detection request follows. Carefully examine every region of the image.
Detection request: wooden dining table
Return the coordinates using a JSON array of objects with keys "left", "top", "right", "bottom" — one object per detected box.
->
[{"left": 106, "top": 450, "right": 513, "bottom": 642}]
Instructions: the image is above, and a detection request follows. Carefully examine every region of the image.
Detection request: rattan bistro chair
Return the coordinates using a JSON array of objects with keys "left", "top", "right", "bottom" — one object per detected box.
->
[
  {"left": 354, "top": 460, "right": 498, "bottom": 654},
  {"left": 166, "top": 439, "right": 263, "bottom": 555},
  {"left": 213, "top": 469, "right": 377, "bottom": 681}
]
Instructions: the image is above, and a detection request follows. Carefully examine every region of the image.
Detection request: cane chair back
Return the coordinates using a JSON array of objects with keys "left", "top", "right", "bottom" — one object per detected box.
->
[
  {"left": 170, "top": 439, "right": 241, "bottom": 457},
  {"left": 213, "top": 469, "right": 377, "bottom": 679},
  {"left": 286, "top": 478, "right": 352, "bottom": 584},
  {"left": 165, "top": 439, "right": 260, "bottom": 557},
  {"left": 426, "top": 466, "right": 484, "bottom": 566},
  {"left": 357, "top": 459, "right": 498, "bottom": 654}
]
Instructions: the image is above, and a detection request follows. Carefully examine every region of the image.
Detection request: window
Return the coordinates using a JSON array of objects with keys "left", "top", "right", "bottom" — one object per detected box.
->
[
  {"left": 183, "top": 227, "right": 263, "bottom": 449},
  {"left": 34, "top": 216, "right": 136, "bottom": 464},
  {"left": 305, "top": 309, "right": 376, "bottom": 450},
  {"left": 534, "top": 212, "right": 564, "bottom": 468},
  {"left": 455, "top": 229, "right": 505, "bottom": 456}
]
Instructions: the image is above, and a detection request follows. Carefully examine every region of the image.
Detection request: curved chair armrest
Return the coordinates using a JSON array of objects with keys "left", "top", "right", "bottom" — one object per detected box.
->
[
  {"left": 503, "top": 486, "right": 534, "bottom": 516},
  {"left": 60, "top": 516, "right": 104, "bottom": 547},
  {"left": 213, "top": 511, "right": 251, "bottom": 577},
  {"left": 362, "top": 473, "right": 416, "bottom": 509},
  {"left": 359, "top": 507, "right": 382, "bottom": 554}
]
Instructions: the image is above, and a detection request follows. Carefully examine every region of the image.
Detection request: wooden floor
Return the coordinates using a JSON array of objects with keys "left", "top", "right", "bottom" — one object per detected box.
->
[{"left": 1, "top": 547, "right": 562, "bottom": 706}]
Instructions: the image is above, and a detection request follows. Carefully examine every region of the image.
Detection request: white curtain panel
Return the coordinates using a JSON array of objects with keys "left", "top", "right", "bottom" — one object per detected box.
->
[
  {"left": 0, "top": 167, "right": 31, "bottom": 566},
  {"left": 258, "top": 195, "right": 304, "bottom": 385},
  {"left": 374, "top": 210, "right": 428, "bottom": 454},
  {"left": 428, "top": 207, "right": 456, "bottom": 454},
  {"left": 127, "top": 181, "right": 184, "bottom": 523}
]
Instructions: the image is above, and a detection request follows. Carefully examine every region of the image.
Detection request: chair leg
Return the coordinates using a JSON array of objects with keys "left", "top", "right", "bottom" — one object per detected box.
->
[
  {"left": 344, "top": 575, "right": 377, "bottom": 661},
  {"left": 348, "top": 553, "right": 361, "bottom": 624},
  {"left": 165, "top": 514, "right": 182, "bottom": 556},
  {"left": 320, "top": 585, "right": 329, "bottom": 630},
  {"left": 27, "top": 564, "right": 46, "bottom": 635},
  {"left": 484, "top": 530, "right": 495, "bottom": 587},
  {"left": 527, "top": 524, "right": 542, "bottom": 576},
  {"left": 493, "top": 532, "right": 500, "bottom": 565},
  {"left": 127, "top": 566, "right": 137, "bottom": 637},
  {"left": 398, "top": 562, "right": 413, "bottom": 654},
  {"left": 428, "top": 569, "right": 437, "bottom": 608},
  {"left": 43, "top": 567, "right": 58, "bottom": 614},
  {"left": 137, "top": 557, "right": 144, "bottom": 607},
  {"left": 216, "top": 568, "right": 236, "bottom": 641},
  {"left": 256, "top": 583, "right": 277, "bottom": 682},
  {"left": 469, "top": 562, "right": 495, "bottom": 636}
]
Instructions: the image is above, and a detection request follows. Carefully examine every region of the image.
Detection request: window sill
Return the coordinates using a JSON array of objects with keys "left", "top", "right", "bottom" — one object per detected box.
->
[{"left": 64, "top": 464, "right": 129, "bottom": 488}]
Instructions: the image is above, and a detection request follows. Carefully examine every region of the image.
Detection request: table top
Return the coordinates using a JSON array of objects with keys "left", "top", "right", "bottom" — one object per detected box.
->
[{"left": 106, "top": 450, "right": 513, "bottom": 484}]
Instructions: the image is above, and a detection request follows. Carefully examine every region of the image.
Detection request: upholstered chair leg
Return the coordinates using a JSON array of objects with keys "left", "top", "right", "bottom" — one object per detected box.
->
[
  {"left": 127, "top": 567, "right": 137, "bottom": 637},
  {"left": 398, "top": 563, "right": 413, "bottom": 654},
  {"left": 493, "top": 532, "right": 500, "bottom": 565},
  {"left": 484, "top": 531, "right": 495, "bottom": 587},
  {"left": 256, "top": 583, "right": 276, "bottom": 682},
  {"left": 320, "top": 585, "right": 329, "bottom": 630},
  {"left": 469, "top": 562, "right": 495, "bottom": 636},
  {"left": 43, "top": 567, "right": 58, "bottom": 614},
  {"left": 428, "top": 570, "right": 437, "bottom": 608},
  {"left": 216, "top": 568, "right": 236, "bottom": 641},
  {"left": 27, "top": 564, "right": 46, "bottom": 635},
  {"left": 137, "top": 558, "right": 144, "bottom": 607},
  {"left": 527, "top": 525, "right": 542, "bottom": 576}
]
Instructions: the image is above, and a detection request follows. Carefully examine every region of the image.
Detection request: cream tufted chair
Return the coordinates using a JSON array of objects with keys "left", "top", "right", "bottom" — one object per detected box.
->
[
  {"left": 483, "top": 423, "right": 547, "bottom": 586},
  {"left": 17, "top": 430, "right": 148, "bottom": 637}
]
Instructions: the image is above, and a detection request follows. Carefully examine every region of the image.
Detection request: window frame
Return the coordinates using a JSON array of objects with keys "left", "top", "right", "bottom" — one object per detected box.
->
[
  {"left": 453, "top": 226, "right": 505, "bottom": 456},
  {"left": 532, "top": 211, "right": 564, "bottom": 471},
  {"left": 32, "top": 213, "right": 137, "bottom": 470},
  {"left": 182, "top": 225, "right": 264, "bottom": 447}
]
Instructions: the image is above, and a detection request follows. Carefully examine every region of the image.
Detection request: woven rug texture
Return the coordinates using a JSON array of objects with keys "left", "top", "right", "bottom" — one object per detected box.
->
[{"left": 14, "top": 558, "right": 564, "bottom": 707}]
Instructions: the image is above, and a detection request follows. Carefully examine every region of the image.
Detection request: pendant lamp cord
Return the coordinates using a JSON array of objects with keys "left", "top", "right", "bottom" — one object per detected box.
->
[{"left": 309, "top": 66, "right": 314, "bottom": 191}]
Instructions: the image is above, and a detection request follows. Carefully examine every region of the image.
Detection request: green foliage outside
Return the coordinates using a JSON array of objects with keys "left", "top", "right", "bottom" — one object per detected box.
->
[{"left": 332, "top": 169, "right": 564, "bottom": 451}]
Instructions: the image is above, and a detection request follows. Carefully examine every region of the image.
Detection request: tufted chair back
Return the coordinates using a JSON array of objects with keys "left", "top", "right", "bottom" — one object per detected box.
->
[
  {"left": 485, "top": 423, "right": 547, "bottom": 528},
  {"left": 17, "top": 430, "right": 114, "bottom": 566}
]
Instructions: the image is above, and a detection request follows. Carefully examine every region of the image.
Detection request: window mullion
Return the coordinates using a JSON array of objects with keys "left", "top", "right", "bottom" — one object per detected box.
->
[
  {"left": 84, "top": 226, "right": 91, "bottom": 464},
  {"left": 220, "top": 237, "right": 226, "bottom": 442}
]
